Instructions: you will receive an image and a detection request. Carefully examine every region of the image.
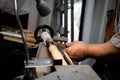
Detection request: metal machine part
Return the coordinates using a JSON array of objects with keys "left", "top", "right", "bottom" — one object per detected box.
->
[
  {"left": 35, "top": 24, "right": 74, "bottom": 65},
  {"left": 24, "top": 25, "right": 54, "bottom": 69},
  {"left": 41, "top": 31, "right": 53, "bottom": 46},
  {"left": 24, "top": 59, "right": 53, "bottom": 68},
  {"left": 34, "top": 25, "right": 54, "bottom": 43}
]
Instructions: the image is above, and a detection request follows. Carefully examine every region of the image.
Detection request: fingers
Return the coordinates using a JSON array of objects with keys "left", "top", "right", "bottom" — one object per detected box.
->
[
  {"left": 65, "top": 41, "right": 78, "bottom": 54},
  {"left": 65, "top": 47, "right": 80, "bottom": 61},
  {"left": 64, "top": 45, "right": 76, "bottom": 60},
  {"left": 65, "top": 41, "right": 78, "bottom": 47},
  {"left": 64, "top": 47, "right": 70, "bottom": 54},
  {"left": 65, "top": 42, "right": 74, "bottom": 47},
  {"left": 64, "top": 41, "right": 87, "bottom": 61},
  {"left": 65, "top": 41, "right": 78, "bottom": 58}
]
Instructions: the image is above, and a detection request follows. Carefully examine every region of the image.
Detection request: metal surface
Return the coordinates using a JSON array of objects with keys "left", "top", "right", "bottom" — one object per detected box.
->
[
  {"left": 35, "top": 65, "right": 101, "bottom": 80},
  {"left": 13, "top": 0, "right": 30, "bottom": 63},
  {"left": 64, "top": 0, "right": 68, "bottom": 37},
  {"left": 24, "top": 59, "right": 53, "bottom": 68},
  {"left": 70, "top": 0, "right": 74, "bottom": 42}
]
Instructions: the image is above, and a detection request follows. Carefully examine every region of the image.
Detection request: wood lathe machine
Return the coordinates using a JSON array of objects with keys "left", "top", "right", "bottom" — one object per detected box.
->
[
  {"left": 23, "top": 25, "right": 101, "bottom": 80},
  {"left": 0, "top": 0, "right": 101, "bottom": 79},
  {"left": 0, "top": 25, "right": 101, "bottom": 80}
]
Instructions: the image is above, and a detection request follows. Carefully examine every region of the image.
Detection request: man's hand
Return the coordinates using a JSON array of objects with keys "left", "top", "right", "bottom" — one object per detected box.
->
[{"left": 65, "top": 41, "right": 88, "bottom": 61}]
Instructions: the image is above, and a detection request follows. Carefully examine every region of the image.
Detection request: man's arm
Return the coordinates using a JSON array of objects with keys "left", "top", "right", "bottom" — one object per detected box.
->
[
  {"left": 65, "top": 41, "right": 120, "bottom": 64},
  {"left": 86, "top": 41, "right": 120, "bottom": 64}
]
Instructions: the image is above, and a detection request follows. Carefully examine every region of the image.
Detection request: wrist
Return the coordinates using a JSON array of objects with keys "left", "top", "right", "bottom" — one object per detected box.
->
[
  {"left": 84, "top": 43, "right": 104, "bottom": 59},
  {"left": 84, "top": 44, "right": 93, "bottom": 58}
]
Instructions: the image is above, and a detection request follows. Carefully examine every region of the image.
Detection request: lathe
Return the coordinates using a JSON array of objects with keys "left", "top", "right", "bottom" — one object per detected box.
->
[
  {"left": 23, "top": 25, "right": 101, "bottom": 80},
  {"left": 0, "top": 25, "right": 101, "bottom": 80},
  {"left": 0, "top": 0, "right": 103, "bottom": 80}
]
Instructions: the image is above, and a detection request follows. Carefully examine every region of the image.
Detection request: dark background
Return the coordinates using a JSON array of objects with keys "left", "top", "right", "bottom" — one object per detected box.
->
[{"left": 0, "top": 10, "right": 37, "bottom": 80}]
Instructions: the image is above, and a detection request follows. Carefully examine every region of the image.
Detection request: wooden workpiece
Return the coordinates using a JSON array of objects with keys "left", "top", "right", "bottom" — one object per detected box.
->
[
  {"left": 49, "top": 43, "right": 74, "bottom": 65},
  {"left": 49, "top": 44, "right": 68, "bottom": 65}
]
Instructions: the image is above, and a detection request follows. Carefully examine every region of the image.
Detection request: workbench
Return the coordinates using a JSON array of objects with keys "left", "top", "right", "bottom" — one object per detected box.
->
[{"left": 35, "top": 65, "right": 101, "bottom": 80}]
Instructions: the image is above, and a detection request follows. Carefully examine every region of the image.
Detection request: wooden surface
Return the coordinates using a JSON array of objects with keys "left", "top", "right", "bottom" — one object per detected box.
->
[
  {"left": 0, "top": 27, "right": 37, "bottom": 47},
  {"left": 49, "top": 44, "right": 68, "bottom": 65}
]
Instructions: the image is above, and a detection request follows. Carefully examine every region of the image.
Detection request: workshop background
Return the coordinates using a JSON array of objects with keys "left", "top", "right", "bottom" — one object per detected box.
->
[{"left": 0, "top": 0, "right": 116, "bottom": 80}]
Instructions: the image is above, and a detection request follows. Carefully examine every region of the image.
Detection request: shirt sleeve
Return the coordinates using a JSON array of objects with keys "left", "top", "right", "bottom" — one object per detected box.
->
[{"left": 110, "top": 32, "right": 120, "bottom": 48}]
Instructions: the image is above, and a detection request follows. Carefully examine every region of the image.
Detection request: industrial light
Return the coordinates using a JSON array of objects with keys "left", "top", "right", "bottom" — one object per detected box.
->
[{"left": 36, "top": 0, "right": 51, "bottom": 17}]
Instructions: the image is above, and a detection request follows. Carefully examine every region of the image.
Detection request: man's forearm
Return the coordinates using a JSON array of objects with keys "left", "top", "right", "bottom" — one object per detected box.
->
[{"left": 86, "top": 41, "right": 120, "bottom": 63}]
